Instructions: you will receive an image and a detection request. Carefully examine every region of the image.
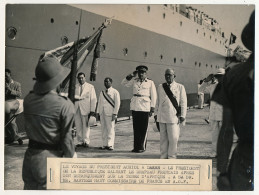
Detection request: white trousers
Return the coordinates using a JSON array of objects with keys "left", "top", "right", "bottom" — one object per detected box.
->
[
  {"left": 198, "top": 94, "right": 204, "bottom": 109},
  {"left": 100, "top": 114, "right": 115, "bottom": 148},
  {"left": 210, "top": 120, "right": 222, "bottom": 154},
  {"left": 159, "top": 123, "right": 180, "bottom": 159},
  {"left": 75, "top": 109, "right": 90, "bottom": 144}
]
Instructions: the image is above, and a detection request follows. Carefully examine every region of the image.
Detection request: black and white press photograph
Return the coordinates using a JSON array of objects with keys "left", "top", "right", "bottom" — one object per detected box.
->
[{"left": 1, "top": 0, "right": 257, "bottom": 193}]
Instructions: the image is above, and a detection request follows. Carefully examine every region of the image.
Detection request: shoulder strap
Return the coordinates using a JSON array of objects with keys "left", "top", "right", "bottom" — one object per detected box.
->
[
  {"left": 162, "top": 83, "right": 181, "bottom": 117},
  {"left": 102, "top": 90, "right": 115, "bottom": 108}
]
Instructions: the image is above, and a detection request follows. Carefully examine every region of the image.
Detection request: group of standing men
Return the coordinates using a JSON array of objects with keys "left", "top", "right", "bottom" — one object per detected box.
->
[
  {"left": 73, "top": 71, "right": 120, "bottom": 151},
  {"left": 17, "top": 54, "right": 187, "bottom": 189},
  {"left": 122, "top": 66, "right": 187, "bottom": 158},
  {"left": 74, "top": 64, "right": 188, "bottom": 156}
]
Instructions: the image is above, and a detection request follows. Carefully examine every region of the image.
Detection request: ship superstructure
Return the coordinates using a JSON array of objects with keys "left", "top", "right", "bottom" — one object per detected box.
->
[{"left": 6, "top": 4, "right": 227, "bottom": 118}]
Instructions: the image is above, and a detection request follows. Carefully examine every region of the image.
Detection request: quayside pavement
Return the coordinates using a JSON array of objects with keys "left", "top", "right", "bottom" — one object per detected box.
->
[{"left": 5, "top": 106, "right": 221, "bottom": 190}]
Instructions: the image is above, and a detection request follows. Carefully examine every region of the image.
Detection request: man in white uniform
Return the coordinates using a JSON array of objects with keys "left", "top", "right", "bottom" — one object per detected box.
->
[
  {"left": 96, "top": 77, "right": 120, "bottom": 150},
  {"left": 155, "top": 69, "right": 187, "bottom": 159},
  {"left": 122, "top": 65, "right": 157, "bottom": 153},
  {"left": 74, "top": 72, "right": 97, "bottom": 147},
  {"left": 198, "top": 68, "right": 225, "bottom": 157}
]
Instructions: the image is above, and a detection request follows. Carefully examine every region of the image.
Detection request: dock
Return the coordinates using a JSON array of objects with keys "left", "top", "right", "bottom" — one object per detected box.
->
[{"left": 4, "top": 106, "right": 222, "bottom": 190}]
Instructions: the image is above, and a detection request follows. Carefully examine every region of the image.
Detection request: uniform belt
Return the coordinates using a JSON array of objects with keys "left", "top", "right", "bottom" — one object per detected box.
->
[
  {"left": 133, "top": 94, "right": 150, "bottom": 98},
  {"left": 28, "top": 139, "right": 61, "bottom": 151}
]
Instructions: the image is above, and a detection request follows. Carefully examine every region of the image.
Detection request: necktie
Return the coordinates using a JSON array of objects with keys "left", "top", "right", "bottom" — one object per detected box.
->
[{"left": 80, "top": 85, "right": 83, "bottom": 95}]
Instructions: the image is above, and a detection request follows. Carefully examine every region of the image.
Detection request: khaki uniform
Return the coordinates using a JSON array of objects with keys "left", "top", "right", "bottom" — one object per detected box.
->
[{"left": 22, "top": 91, "right": 75, "bottom": 190}]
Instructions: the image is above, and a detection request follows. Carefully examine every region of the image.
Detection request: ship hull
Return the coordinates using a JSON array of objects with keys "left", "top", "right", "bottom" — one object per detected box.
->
[{"left": 6, "top": 4, "right": 225, "bottom": 121}]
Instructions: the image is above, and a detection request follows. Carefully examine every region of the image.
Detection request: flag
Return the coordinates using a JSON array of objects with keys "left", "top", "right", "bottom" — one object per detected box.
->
[
  {"left": 39, "top": 19, "right": 112, "bottom": 92},
  {"left": 60, "top": 34, "right": 101, "bottom": 90},
  {"left": 229, "top": 33, "right": 237, "bottom": 45},
  {"left": 40, "top": 34, "right": 100, "bottom": 90},
  {"left": 90, "top": 30, "right": 103, "bottom": 81}
]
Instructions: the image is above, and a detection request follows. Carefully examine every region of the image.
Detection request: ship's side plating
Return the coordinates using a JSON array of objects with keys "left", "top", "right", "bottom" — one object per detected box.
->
[{"left": 5, "top": 4, "right": 226, "bottom": 118}]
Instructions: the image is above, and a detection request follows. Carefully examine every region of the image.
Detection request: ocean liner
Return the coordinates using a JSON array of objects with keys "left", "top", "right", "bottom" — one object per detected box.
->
[{"left": 5, "top": 4, "right": 228, "bottom": 118}]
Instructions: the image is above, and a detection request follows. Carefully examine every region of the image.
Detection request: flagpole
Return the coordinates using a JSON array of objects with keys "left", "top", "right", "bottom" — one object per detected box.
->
[
  {"left": 68, "top": 10, "right": 82, "bottom": 103},
  {"left": 60, "top": 18, "right": 112, "bottom": 93}
]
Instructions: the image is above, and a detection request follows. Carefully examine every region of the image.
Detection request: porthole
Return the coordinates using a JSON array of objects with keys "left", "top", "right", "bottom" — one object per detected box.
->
[
  {"left": 144, "top": 51, "right": 148, "bottom": 58},
  {"left": 7, "top": 27, "right": 17, "bottom": 40},
  {"left": 147, "top": 6, "right": 150, "bottom": 12},
  {"left": 123, "top": 48, "right": 128, "bottom": 56},
  {"left": 160, "top": 55, "right": 163, "bottom": 60},
  {"left": 101, "top": 43, "right": 106, "bottom": 53}
]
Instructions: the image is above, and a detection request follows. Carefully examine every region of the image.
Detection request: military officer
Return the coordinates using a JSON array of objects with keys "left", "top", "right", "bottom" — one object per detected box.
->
[
  {"left": 22, "top": 56, "right": 76, "bottom": 190},
  {"left": 121, "top": 65, "right": 157, "bottom": 153}
]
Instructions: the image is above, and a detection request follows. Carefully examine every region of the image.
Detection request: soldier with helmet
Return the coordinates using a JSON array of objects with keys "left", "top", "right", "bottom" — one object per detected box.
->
[
  {"left": 121, "top": 65, "right": 157, "bottom": 153},
  {"left": 22, "top": 56, "right": 76, "bottom": 190}
]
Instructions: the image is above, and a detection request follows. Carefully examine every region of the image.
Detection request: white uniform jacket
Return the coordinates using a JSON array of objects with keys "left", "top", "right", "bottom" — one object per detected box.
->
[
  {"left": 74, "top": 82, "right": 97, "bottom": 116},
  {"left": 155, "top": 82, "right": 187, "bottom": 123},
  {"left": 121, "top": 77, "right": 157, "bottom": 112},
  {"left": 199, "top": 81, "right": 223, "bottom": 121},
  {"left": 96, "top": 87, "right": 121, "bottom": 116}
]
